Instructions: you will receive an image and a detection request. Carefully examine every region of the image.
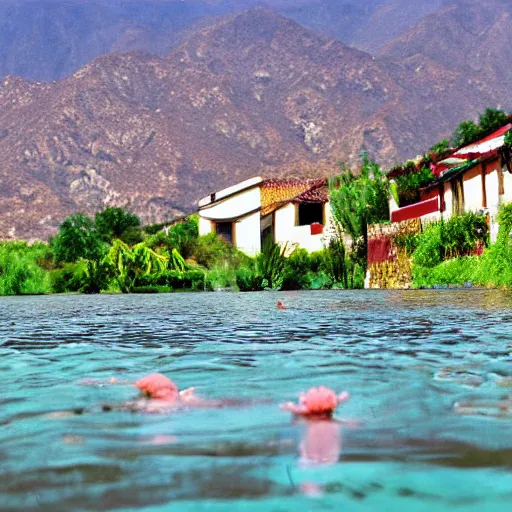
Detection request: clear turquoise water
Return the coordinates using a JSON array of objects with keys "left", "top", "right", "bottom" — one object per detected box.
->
[{"left": 1, "top": 290, "right": 512, "bottom": 512}]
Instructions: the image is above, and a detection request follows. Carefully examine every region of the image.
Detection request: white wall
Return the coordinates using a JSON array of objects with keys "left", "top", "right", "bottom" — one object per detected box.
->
[
  {"left": 274, "top": 202, "right": 329, "bottom": 254},
  {"left": 235, "top": 212, "right": 261, "bottom": 256},
  {"left": 502, "top": 168, "right": 512, "bottom": 204},
  {"left": 463, "top": 167, "right": 483, "bottom": 213},
  {"left": 198, "top": 216, "right": 213, "bottom": 237},
  {"left": 442, "top": 182, "right": 453, "bottom": 220},
  {"left": 486, "top": 168, "right": 500, "bottom": 213},
  {"left": 274, "top": 203, "right": 295, "bottom": 250},
  {"left": 198, "top": 186, "right": 261, "bottom": 221}
]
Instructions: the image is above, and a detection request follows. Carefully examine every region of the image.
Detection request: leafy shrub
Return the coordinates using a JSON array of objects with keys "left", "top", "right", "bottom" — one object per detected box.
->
[
  {"left": 451, "top": 120, "right": 481, "bottom": 147},
  {"left": 138, "top": 270, "right": 205, "bottom": 291},
  {"left": 412, "top": 257, "right": 480, "bottom": 288},
  {"left": 167, "top": 215, "right": 199, "bottom": 258},
  {"left": 473, "top": 204, "right": 512, "bottom": 288},
  {"left": 77, "top": 259, "right": 111, "bottom": 294},
  {"left": 205, "top": 266, "right": 237, "bottom": 291},
  {"left": 306, "top": 271, "right": 332, "bottom": 290},
  {"left": 235, "top": 266, "right": 264, "bottom": 292},
  {"left": 255, "top": 241, "right": 288, "bottom": 290},
  {"left": 192, "top": 232, "right": 247, "bottom": 269},
  {"left": 442, "top": 213, "right": 488, "bottom": 258},
  {"left": 308, "top": 251, "right": 325, "bottom": 273},
  {"left": 0, "top": 242, "right": 51, "bottom": 295},
  {"left": 144, "top": 231, "right": 168, "bottom": 250},
  {"left": 451, "top": 109, "right": 508, "bottom": 147},
  {"left": 322, "top": 238, "right": 348, "bottom": 286},
  {"left": 479, "top": 108, "right": 508, "bottom": 133},
  {"left": 394, "top": 166, "right": 435, "bottom": 206},
  {"left": 412, "top": 213, "right": 488, "bottom": 268},
  {"left": 411, "top": 204, "right": 512, "bottom": 289},
  {"left": 49, "top": 263, "right": 83, "bottom": 293},
  {"left": 429, "top": 139, "right": 451, "bottom": 156},
  {"left": 105, "top": 239, "right": 168, "bottom": 293},
  {"left": 281, "top": 248, "right": 314, "bottom": 290},
  {"left": 51, "top": 213, "right": 106, "bottom": 264}
]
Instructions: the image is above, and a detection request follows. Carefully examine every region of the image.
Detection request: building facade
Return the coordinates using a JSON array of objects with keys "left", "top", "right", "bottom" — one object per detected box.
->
[
  {"left": 197, "top": 177, "right": 334, "bottom": 256},
  {"left": 388, "top": 123, "right": 512, "bottom": 240},
  {"left": 365, "top": 123, "right": 512, "bottom": 289}
]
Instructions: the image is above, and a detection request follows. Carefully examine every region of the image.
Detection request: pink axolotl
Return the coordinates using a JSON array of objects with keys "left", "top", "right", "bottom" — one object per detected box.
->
[
  {"left": 280, "top": 386, "right": 353, "bottom": 467},
  {"left": 128, "top": 373, "right": 246, "bottom": 413},
  {"left": 131, "top": 373, "right": 198, "bottom": 412},
  {"left": 76, "top": 373, "right": 244, "bottom": 414}
]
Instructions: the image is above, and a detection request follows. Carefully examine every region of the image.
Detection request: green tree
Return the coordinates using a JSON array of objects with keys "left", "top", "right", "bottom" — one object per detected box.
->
[
  {"left": 94, "top": 207, "right": 141, "bottom": 243},
  {"left": 429, "top": 139, "right": 450, "bottom": 155},
  {"left": 394, "top": 166, "right": 435, "bottom": 206},
  {"left": 504, "top": 130, "right": 512, "bottom": 148},
  {"left": 451, "top": 120, "right": 481, "bottom": 147},
  {"left": 166, "top": 215, "right": 199, "bottom": 258},
  {"left": 329, "top": 153, "right": 390, "bottom": 277},
  {"left": 478, "top": 108, "right": 508, "bottom": 133},
  {"left": 52, "top": 213, "right": 105, "bottom": 264}
]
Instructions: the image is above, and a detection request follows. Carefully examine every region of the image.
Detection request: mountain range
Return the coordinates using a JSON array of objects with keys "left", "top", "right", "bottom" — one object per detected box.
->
[
  {"left": 0, "top": 0, "right": 446, "bottom": 81},
  {"left": 0, "top": 0, "right": 511, "bottom": 239}
]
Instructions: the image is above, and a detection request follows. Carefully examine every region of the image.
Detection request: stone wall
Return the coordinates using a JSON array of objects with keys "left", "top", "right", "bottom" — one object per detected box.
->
[{"left": 366, "top": 219, "right": 420, "bottom": 289}]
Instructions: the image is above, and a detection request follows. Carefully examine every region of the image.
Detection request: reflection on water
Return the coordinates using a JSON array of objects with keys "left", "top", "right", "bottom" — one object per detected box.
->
[{"left": 1, "top": 289, "right": 512, "bottom": 511}]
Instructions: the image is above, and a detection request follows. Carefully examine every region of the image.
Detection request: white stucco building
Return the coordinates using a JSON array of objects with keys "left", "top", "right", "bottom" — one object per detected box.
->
[
  {"left": 197, "top": 177, "right": 334, "bottom": 256},
  {"left": 387, "top": 123, "right": 512, "bottom": 241}
]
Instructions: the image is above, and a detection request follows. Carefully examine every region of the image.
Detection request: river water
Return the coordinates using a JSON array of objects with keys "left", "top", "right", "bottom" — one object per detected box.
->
[{"left": 1, "top": 290, "right": 512, "bottom": 511}]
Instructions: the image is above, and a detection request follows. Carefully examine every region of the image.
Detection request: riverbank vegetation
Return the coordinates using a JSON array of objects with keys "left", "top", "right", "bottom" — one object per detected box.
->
[
  {"left": 385, "top": 107, "right": 512, "bottom": 289},
  {"left": 0, "top": 206, "right": 358, "bottom": 296},
  {"left": 2, "top": 107, "right": 511, "bottom": 296},
  {"left": 399, "top": 203, "right": 512, "bottom": 289}
]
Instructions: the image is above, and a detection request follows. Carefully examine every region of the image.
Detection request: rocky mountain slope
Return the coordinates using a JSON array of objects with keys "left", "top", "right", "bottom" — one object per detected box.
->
[
  {"left": 381, "top": 0, "right": 512, "bottom": 87},
  {"left": 0, "top": 0, "right": 447, "bottom": 82},
  {"left": 0, "top": 6, "right": 511, "bottom": 240}
]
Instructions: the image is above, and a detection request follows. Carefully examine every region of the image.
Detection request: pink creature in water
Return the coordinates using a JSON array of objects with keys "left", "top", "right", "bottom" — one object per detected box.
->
[
  {"left": 280, "top": 386, "right": 349, "bottom": 419},
  {"left": 130, "top": 373, "right": 211, "bottom": 413},
  {"left": 77, "top": 373, "right": 238, "bottom": 414},
  {"left": 281, "top": 386, "right": 353, "bottom": 468},
  {"left": 277, "top": 300, "right": 287, "bottom": 310},
  {"left": 129, "top": 373, "right": 249, "bottom": 413}
]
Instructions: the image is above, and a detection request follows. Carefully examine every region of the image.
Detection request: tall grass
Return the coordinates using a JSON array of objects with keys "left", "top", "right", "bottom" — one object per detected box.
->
[{"left": 412, "top": 205, "right": 512, "bottom": 289}]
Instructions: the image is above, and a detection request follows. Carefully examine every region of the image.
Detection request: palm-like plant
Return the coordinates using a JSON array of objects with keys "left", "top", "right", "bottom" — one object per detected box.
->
[
  {"left": 255, "top": 240, "right": 288, "bottom": 290},
  {"left": 106, "top": 239, "right": 168, "bottom": 292},
  {"left": 170, "top": 248, "right": 186, "bottom": 272}
]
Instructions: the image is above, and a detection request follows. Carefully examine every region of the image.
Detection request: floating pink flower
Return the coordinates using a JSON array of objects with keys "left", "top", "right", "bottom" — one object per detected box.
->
[{"left": 280, "top": 386, "right": 349, "bottom": 417}]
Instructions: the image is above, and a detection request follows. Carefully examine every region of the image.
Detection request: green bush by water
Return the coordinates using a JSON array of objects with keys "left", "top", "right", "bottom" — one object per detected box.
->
[
  {"left": 412, "top": 212, "right": 488, "bottom": 268},
  {"left": 411, "top": 206, "right": 512, "bottom": 289},
  {"left": 0, "top": 242, "right": 51, "bottom": 295}
]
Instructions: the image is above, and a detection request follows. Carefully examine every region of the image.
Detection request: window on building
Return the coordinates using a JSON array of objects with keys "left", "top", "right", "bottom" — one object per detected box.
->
[
  {"left": 215, "top": 222, "right": 233, "bottom": 243},
  {"left": 297, "top": 203, "right": 324, "bottom": 226}
]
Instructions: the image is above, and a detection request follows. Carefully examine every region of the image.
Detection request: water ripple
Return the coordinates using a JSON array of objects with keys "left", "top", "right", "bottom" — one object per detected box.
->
[{"left": 1, "top": 290, "right": 512, "bottom": 511}]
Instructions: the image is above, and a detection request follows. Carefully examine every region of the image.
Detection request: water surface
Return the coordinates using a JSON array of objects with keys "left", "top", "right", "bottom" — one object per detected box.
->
[{"left": 1, "top": 290, "right": 512, "bottom": 511}]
